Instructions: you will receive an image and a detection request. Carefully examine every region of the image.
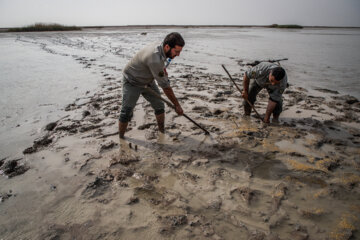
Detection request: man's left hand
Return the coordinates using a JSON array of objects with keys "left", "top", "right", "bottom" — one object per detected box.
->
[{"left": 175, "top": 104, "right": 184, "bottom": 115}]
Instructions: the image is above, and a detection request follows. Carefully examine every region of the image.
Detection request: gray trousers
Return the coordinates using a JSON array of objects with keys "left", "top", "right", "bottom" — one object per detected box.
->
[
  {"left": 119, "top": 78, "right": 165, "bottom": 123},
  {"left": 243, "top": 81, "right": 283, "bottom": 116}
]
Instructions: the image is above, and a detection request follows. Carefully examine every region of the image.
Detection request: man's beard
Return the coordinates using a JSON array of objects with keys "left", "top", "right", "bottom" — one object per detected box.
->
[{"left": 165, "top": 48, "right": 173, "bottom": 59}]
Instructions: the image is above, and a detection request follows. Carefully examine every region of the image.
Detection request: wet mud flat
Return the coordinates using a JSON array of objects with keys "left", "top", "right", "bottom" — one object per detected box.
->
[{"left": 1, "top": 60, "right": 360, "bottom": 240}]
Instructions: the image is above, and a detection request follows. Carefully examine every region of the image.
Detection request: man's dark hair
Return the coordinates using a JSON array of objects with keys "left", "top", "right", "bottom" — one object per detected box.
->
[
  {"left": 271, "top": 67, "right": 285, "bottom": 81},
  {"left": 164, "top": 32, "right": 185, "bottom": 48}
]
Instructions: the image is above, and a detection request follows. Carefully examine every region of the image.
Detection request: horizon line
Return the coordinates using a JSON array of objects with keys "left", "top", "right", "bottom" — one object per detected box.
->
[{"left": 1, "top": 24, "right": 360, "bottom": 30}]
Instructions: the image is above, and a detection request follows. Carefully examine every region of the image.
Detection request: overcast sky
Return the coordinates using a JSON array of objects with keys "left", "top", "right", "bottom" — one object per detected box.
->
[{"left": 0, "top": 0, "right": 359, "bottom": 28}]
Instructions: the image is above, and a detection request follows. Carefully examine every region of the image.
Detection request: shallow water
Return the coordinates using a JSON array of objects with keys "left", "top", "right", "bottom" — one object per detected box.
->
[
  {"left": 0, "top": 35, "right": 100, "bottom": 157},
  {"left": 1, "top": 27, "right": 360, "bottom": 157}
]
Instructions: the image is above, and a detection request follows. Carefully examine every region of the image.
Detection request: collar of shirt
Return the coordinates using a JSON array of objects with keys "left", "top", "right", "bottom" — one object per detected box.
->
[{"left": 158, "top": 43, "right": 167, "bottom": 62}]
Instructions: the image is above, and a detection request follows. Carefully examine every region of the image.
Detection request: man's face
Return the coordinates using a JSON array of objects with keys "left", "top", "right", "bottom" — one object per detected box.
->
[
  {"left": 269, "top": 73, "right": 280, "bottom": 86},
  {"left": 165, "top": 45, "right": 183, "bottom": 59}
]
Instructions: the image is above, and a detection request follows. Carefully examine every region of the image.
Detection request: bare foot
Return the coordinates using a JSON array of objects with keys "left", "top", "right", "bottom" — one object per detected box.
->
[{"left": 272, "top": 118, "right": 280, "bottom": 124}]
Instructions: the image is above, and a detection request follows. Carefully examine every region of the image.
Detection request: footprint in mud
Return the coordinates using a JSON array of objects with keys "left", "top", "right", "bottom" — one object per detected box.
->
[
  {"left": 209, "top": 168, "right": 231, "bottom": 184},
  {"left": 181, "top": 171, "right": 200, "bottom": 183},
  {"left": 110, "top": 151, "right": 139, "bottom": 166},
  {"left": 230, "top": 187, "right": 257, "bottom": 205},
  {"left": 82, "top": 174, "right": 112, "bottom": 199},
  {"left": 137, "top": 123, "right": 156, "bottom": 130},
  {"left": 0, "top": 192, "right": 13, "bottom": 203},
  {"left": 134, "top": 184, "right": 162, "bottom": 206},
  {"left": 145, "top": 130, "right": 157, "bottom": 140},
  {"left": 98, "top": 140, "right": 118, "bottom": 153},
  {"left": 251, "top": 159, "right": 289, "bottom": 180},
  {"left": 39, "top": 221, "right": 96, "bottom": 240},
  {"left": 158, "top": 214, "right": 188, "bottom": 235},
  {"left": 0, "top": 159, "right": 29, "bottom": 178}
]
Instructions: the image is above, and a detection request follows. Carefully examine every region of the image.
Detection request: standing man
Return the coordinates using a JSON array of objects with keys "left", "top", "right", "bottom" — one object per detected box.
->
[
  {"left": 119, "top": 32, "right": 185, "bottom": 138},
  {"left": 242, "top": 62, "right": 287, "bottom": 123}
]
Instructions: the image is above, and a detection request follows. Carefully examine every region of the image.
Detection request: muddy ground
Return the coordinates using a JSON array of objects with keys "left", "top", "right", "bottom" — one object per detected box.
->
[{"left": 1, "top": 60, "right": 360, "bottom": 240}]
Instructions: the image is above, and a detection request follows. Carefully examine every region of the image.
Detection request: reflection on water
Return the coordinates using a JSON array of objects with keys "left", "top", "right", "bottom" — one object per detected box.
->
[
  {"left": 1, "top": 27, "right": 360, "bottom": 157},
  {"left": 0, "top": 38, "right": 100, "bottom": 156}
]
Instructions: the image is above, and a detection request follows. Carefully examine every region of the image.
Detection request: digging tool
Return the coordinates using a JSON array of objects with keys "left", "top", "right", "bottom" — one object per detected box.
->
[
  {"left": 144, "top": 87, "right": 210, "bottom": 135},
  {"left": 221, "top": 64, "right": 264, "bottom": 122},
  {"left": 246, "top": 58, "right": 288, "bottom": 67}
]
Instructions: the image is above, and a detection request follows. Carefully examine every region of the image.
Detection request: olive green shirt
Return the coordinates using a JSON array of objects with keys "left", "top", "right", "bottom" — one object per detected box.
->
[
  {"left": 123, "top": 42, "right": 170, "bottom": 89},
  {"left": 245, "top": 62, "right": 288, "bottom": 103}
]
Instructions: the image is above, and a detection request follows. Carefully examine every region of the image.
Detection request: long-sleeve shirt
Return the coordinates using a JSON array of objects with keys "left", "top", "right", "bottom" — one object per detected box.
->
[
  {"left": 245, "top": 62, "right": 288, "bottom": 103},
  {"left": 122, "top": 42, "right": 170, "bottom": 89}
]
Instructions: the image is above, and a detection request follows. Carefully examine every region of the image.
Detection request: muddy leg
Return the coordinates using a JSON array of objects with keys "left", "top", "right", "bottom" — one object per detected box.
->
[
  {"left": 272, "top": 100, "right": 282, "bottom": 123},
  {"left": 243, "top": 81, "right": 262, "bottom": 116},
  {"left": 119, "top": 121, "right": 128, "bottom": 139},
  {"left": 155, "top": 113, "right": 165, "bottom": 133},
  {"left": 272, "top": 114, "right": 280, "bottom": 123}
]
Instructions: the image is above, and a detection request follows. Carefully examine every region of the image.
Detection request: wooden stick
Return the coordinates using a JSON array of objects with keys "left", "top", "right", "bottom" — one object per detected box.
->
[
  {"left": 246, "top": 58, "right": 288, "bottom": 66},
  {"left": 221, "top": 64, "right": 264, "bottom": 122},
  {"left": 97, "top": 131, "right": 119, "bottom": 139}
]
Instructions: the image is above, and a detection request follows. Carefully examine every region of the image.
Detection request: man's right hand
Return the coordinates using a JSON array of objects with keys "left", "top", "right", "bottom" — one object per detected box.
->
[
  {"left": 175, "top": 104, "right": 184, "bottom": 115},
  {"left": 242, "top": 90, "right": 248, "bottom": 100},
  {"left": 163, "top": 86, "right": 183, "bottom": 115}
]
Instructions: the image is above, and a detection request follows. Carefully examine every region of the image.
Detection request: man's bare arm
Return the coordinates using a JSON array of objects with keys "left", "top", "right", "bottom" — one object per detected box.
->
[
  {"left": 163, "top": 87, "right": 183, "bottom": 115},
  {"left": 242, "top": 74, "right": 250, "bottom": 99},
  {"left": 264, "top": 99, "right": 277, "bottom": 123}
]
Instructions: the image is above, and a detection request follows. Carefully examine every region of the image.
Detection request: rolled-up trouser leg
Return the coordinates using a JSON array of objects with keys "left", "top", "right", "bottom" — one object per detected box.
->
[
  {"left": 271, "top": 98, "right": 283, "bottom": 117},
  {"left": 142, "top": 83, "right": 165, "bottom": 132},
  {"left": 243, "top": 81, "right": 263, "bottom": 114},
  {"left": 119, "top": 80, "right": 141, "bottom": 123},
  {"left": 141, "top": 82, "right": 165, "bottom": 116}
]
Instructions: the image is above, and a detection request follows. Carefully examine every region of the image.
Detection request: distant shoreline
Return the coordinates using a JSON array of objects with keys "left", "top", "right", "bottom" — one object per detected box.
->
[{"left": 1, "top": 24, "right": 360, "bottom": 32}]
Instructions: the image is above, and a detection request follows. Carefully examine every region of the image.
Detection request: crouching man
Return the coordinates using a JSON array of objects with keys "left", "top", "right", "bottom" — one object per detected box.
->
[
  {"left": 119, "top": 32, "right": 185, "bottom": 138},
  {"left": 242, "top": 62, "right": 288, "bottom": 123}
]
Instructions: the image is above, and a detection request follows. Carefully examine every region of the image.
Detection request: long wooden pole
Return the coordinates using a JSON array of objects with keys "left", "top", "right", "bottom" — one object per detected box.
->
[
  {"left": 145, "top": 87, "right": 210, "bottom": 135},
  {"left": 221, "top": 64, "right": 264, "bottom": 122}
]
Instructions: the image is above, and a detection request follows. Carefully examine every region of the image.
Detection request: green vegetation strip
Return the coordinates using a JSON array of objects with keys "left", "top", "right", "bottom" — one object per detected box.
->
[
  {"left": 269, "top": 24, "right": 303, "bottom": 29},
  {"left": 8, "top": 23, "right": 81, "bottom": 32}
]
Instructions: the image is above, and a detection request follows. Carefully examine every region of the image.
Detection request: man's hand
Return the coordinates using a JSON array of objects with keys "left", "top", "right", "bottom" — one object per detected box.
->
[
  {"left": 264, "top": 99, "right": 277, "bottom": 123},
  {"left": 175, "top": 104, "right": 183, "bottom": 115},
  {"left": 242, "top": 90, "right": 248, "bottom": 100},
  {"left": 163, "top": 87, "right": 183, "bottom": 115}
]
